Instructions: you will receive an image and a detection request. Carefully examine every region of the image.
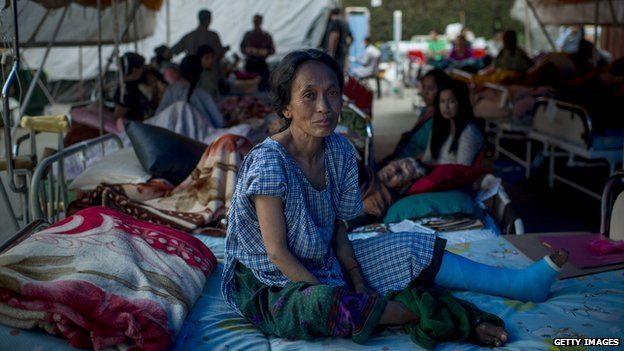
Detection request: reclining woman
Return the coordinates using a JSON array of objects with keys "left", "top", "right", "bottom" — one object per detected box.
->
[
  {"left": 378, "top": 68, "right": 451, "bottom": 168},
  {"left": 221, "top": 49, "right": 567, "bottom": 348},
  {"left": 378, "top": 79, "right": 483, "bottom": 191}
]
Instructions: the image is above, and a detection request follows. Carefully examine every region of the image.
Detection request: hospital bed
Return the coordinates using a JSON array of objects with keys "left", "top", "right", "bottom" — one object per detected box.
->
[
  {"left": 1, "top": 128, "right": 623, "bottom": 350},
  {"left": 528, "top": 98, "right": 623, "bottom": 199},
  {"left": 0, "top": 209, "right": 622, "bottom": 351}
]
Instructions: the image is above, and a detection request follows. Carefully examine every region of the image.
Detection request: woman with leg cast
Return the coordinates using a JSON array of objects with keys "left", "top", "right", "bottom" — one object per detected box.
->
[{"left": 221, "top": 49, "right": 567, "bottom": 348}]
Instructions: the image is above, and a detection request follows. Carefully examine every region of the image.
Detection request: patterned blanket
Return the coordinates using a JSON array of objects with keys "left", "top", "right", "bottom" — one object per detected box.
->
[
  {"left": 0, "top": 207, "right": 217, "bottom": 351},
  {"left": 69, "top": 134, "right": 253, "bottom": 236}
]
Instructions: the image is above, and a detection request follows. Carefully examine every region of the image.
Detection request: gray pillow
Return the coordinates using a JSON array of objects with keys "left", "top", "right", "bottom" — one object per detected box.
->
[{"left": 125, "top": 121, "right": 207, "bottom": 185}]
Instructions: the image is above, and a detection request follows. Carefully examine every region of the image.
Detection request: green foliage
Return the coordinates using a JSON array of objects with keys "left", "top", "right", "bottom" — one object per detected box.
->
[{"left": 342, "top": 0, "right": 524, "bottom": 42}]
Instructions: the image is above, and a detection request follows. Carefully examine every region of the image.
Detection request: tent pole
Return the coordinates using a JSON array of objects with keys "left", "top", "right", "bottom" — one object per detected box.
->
[
  {"left": 166, "top": 0, "right": 171, "bottom": 45},
  {"left": 18, "top": 6, "right": 68, "bottom": 118},
  {"left": 97, "top": 0, "right": 104, "bottom": 136},
  {"left": 608, "top": 0, "right": 619, "bottom": 25},
  {"left": 594, "top": 0, "right": 600, "bottom": 46},
  {"left": 525, "top": 0, "right": 557, "bottom": 51},
  {"left": 103, "top": 0, "right": 142, "bottom": 77}
]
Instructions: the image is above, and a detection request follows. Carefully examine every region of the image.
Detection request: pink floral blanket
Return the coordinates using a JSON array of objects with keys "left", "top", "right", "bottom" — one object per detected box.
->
[{"left": 0, "top": 207, "right": 217, "bottom": 350}]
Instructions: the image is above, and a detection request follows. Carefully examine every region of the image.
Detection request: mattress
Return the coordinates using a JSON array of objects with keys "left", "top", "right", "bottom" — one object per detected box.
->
[{"left": 2, "top": 232, "right": 622, "bottom": 351}]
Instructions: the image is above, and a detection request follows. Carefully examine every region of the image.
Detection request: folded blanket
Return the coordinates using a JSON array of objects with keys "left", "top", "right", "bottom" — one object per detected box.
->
[
  {"left": 0, "top": 207, "right": 217, "bottom": 350},
  {"left": 69, "top": 134, "right": 253, "bottom": 236}
]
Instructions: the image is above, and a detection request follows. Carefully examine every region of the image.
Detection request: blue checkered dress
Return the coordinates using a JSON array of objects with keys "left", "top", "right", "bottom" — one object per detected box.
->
[{"left": 222, "top": 133, "right": 436, "bottom": 313}]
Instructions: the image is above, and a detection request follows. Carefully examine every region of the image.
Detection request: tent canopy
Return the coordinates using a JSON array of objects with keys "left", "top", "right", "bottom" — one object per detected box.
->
[
  {"left": 17, "top": 0, "right": 335, "bottom": 80},
  {"left": 1, "top": 0, "right": 160, "bottom": 47},
  {"left": 527, "top": 0, "right": 624, "bottom": 25}
]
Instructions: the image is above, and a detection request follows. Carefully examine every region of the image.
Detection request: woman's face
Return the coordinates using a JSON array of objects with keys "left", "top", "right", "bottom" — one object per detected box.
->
[
  {"left": 282, "top": 61, "right": 342, "bottom": 138},
  {"left": 377, "top": 158, "right": 417, "bottom": 189},
  {"left": 439, "top": 89, "right": 458, "bottom": 120},
  {"left": 421, "top": 76, "right": 438, "bottom": 107}
]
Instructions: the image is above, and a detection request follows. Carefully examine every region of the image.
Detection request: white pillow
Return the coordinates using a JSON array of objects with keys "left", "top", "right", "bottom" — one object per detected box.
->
[{"left": 69, "top": 148, "right": 151, "bottom": 190}]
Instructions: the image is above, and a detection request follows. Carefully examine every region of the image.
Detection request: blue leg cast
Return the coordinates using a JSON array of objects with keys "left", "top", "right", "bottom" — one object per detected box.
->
[{"left": 433, "top": 251, "right": 562, "bottom": 302}]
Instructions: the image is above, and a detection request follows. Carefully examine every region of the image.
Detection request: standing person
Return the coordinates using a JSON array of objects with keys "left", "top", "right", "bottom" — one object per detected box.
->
[
  {"left": 221, "top": 49, "right": 568, "bottom": 348},
  {"left": 322, "top": 8, "right": 353, "bottom": 71},
  {"left": 240, "top": 14, "right": 276, "bottom": 91},
  {"left": 351, "top": 37, "right": 381, "bottom": 79},
  {"left": 172, "top": 9, "right": 230, "bottom": 93}
]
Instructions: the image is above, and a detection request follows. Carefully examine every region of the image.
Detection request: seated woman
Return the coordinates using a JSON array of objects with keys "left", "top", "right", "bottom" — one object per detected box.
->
[
  {"left": 221, "top": 49, "right": 568, "bottom": 348},
  {"left": 378, "top": 80, "right": 483, "bottom": 191},
  {"left": 114, "top": 52, "right": 159, "bottom": 121},
  {"left": 156, "top": 54, "right": 225, "bottom": 128},
  {"left": 379, "top": 69, "right": 451, "bottom": 167}
]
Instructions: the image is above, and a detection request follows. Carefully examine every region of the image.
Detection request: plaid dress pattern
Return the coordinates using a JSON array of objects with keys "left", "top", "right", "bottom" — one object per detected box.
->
[{"left": 222, "top": 133, "right": 436, "bottom": 313}]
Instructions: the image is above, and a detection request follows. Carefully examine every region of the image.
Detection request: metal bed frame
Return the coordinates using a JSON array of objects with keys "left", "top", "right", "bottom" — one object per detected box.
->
[{"left": 28, "top": 132, "right": 122, "bottom": 224}]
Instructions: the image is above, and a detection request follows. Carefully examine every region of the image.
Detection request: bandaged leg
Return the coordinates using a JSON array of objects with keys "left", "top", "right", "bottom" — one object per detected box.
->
[{"left": 433, "top": 251, "right": 563, "bottom": 302}]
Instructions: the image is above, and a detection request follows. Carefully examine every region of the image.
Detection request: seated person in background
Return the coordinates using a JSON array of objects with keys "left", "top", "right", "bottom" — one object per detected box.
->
[
  {"left": 556, "top": 25, "right": 584, "bottom": 54},
  {"left": 379, "top": 81, "right": 483, "bottom": 190},
  {"left": 150, "top": 45, "right": 179, "bottom": 84},
  {"left": 448, "top": 35, "right": 473, "bottom": 64},
  {"left": 351, "top": 37, "right": 381, "bottom": 79},
  {"left": 156, "top": 54, "right": 225, "bottom": 128},
  {"left": 223, "top": 49, "right": 568, "bottom": 348},
  {"left": 114, "top": 52, "right": 158, "bottom": 121},
  {"left": 478, "top": 30, "right": 533, "bottom": 84},
  {"left": 426, "top": 30, "right": 447, "bottom": 68},
  {"left": 197, "top": 45, "right": 221, "bottom": 101},
  {"left": 378, "top": 69, "right": 451, "bottom": 167}
]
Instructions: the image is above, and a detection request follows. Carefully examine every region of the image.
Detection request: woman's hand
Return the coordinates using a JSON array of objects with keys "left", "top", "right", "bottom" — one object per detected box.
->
[{"left": 353, "top": 280, "right": 378, "bottom": 297}]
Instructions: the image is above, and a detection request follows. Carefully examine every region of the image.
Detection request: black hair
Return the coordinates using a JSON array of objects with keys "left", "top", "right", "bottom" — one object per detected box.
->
[
  {"left": 198, "top": 9, "right": 211, "bottom": 24},
  {"left": 429, "top": 80, "right": 476, "bottom": 160},
  {"left": 121, "top": 52, "right": 145, "bottom": 76},
  {"left": 269, "top": 49, "right": 343, "bottom": 127},
  {"left": 422, "top": 68, "right": 452, "bottom": 88},
  {"left": 196, "top": 44, "right": 215, "bottom": 58},
  {"left": 503, "top": 30, "right": 518, "bottom": 55},
  {"left": 330, "top": 8, "right": 341, "bottom": 16},
  {"left": 179, "top": 54, "right": 203, "bottom": 102}
]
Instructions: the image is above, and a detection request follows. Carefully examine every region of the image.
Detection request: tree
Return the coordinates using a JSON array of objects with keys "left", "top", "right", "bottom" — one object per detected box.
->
[{"left": 341, "top": 0, "right": 524, "bottom": 42}]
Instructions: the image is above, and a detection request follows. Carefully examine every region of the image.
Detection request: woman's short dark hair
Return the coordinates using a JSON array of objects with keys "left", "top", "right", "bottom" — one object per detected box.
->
[
  {"left": 179, "top": 54, "right": 203, "bottom": 102},
  {"left": 269, "top": 49, "right": 343, "bottom": 126}
]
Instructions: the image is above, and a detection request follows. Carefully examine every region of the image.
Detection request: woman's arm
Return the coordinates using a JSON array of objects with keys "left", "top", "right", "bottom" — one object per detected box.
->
[
  {"left": 332, "top": 220, "right": 376, "bottom": 295},
  {"left": 255, "top": 195, "right": 321, "bottom": 284},
  {"left": 456, "top": 124, "right": 484, "bottom": 166}
]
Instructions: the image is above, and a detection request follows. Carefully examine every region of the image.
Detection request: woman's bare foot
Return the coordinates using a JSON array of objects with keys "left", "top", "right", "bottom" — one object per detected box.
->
[
  {"left": 549, "top": 249, "right": 569, "bottom": 268},
  {"left": 474, "top": 322, "right": 508, "bottom": 347}
]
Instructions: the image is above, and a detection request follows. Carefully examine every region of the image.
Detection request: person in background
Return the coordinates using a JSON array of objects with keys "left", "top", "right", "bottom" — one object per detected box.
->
[
  {"left": 351, "top": 37, "right": 381, "bottom": 79},
  {"left": 151, "top": 45, "right": 179, "bottom": 84},
  {"left": 172, "top": 9, "right": 229, "bottom": 94},
  {"left": 448, "top": 35, "right": 473, "bottom": 63},
  {"left": 556, "top": 26, "right": 584, "bottom": 54},
  {"left": 240, "top": 14, "right": 276, "bottom": 91},
  {"left": 486, "top": 31, "right": 503, "bottom": 58},
  {"left": 197, "top": 45, "right": 220, "bottom": 101},
  {"left": 378, "top": 69, "right": 451, "bottom": 167},
  {"left": 426, "top": 30, "right": 447, "bottom": 68},
  {"left": 156, "top": 54, "right": 225, "bottom": 128},
  {"left": 114, "top": 52, "right": 156, "bottom": 121},
  {"left": 322, "top": 7, "right": 353, "bottom": 71}
]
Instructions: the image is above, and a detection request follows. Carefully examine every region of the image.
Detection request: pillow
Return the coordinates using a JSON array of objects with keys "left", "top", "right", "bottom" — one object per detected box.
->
[
  {"left": 69, "top": 148, "right": 151, "bottom": 190},
  {"left": 383, "top": 190, "right": 475, "bottom": 224},
  {"left": 126, "top": 121, "right": 208, "bottom": 185},
  {"left": 406, "top": 164, "right": 485, "bottom": 195}
]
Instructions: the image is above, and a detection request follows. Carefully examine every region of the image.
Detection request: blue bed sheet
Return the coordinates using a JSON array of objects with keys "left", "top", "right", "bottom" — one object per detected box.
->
[{"left": 1, "top": 234, "right": 622, "bottom": 351}]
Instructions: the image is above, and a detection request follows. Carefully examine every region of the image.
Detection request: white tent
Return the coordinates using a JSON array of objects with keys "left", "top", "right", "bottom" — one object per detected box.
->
[{"left": 16, "top": 0, "right": 336, "bottom": 81}]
